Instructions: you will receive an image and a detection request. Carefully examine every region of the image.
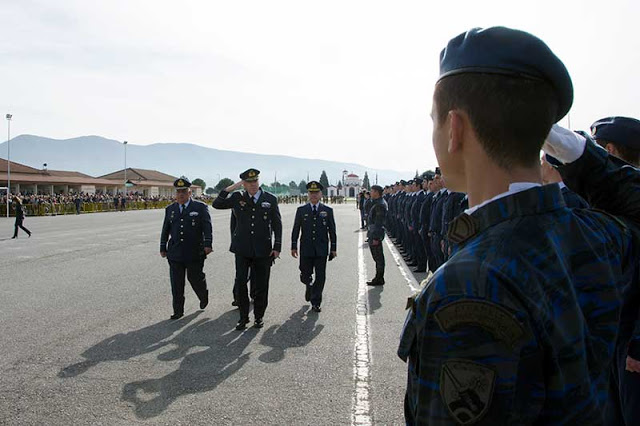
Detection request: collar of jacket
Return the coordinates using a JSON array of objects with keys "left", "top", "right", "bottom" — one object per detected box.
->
[{"left": 447, "top": 184, "right": 566, "bottom": 246}]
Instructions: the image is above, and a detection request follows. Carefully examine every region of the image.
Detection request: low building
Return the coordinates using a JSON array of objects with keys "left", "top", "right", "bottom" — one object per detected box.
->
[
  {"left": 99, "top": 168, "right": 202, "bottom": 197},
  {"left": 327, "top": 172, "right": 362, "bottom": 198},
  {"left": 0, "top": 159, "right": 120, "bottom": 195}
]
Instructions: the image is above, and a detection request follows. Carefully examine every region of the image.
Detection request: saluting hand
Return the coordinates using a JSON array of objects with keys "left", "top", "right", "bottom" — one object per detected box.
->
[{"left": 225, "top": 181, "right": 244, "bottom": 192}]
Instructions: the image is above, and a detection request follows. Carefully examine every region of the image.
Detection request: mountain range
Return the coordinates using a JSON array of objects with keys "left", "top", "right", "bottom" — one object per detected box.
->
[{"left": 0, "top": 135, "right": 411, "bottom": 188}]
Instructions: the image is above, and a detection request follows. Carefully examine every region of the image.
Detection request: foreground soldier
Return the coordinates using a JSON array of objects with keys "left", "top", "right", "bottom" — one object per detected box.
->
[
  {"left": 290, "top": 181, "right": 337, "bottom": 312},
  {"left": 212, "top": 168, "right": 282, "bottom": 330},
  {"left": 399, "top": 27, "right": 640, "bottom": 425},
  {"left": 160, "top": 177, "right": 212, "bottom": 319}
]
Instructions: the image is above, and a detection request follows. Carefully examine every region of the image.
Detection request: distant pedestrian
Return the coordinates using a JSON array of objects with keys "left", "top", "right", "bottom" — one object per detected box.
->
[{"left": 11, "top": 197, "right": 32, "bottom": 239}]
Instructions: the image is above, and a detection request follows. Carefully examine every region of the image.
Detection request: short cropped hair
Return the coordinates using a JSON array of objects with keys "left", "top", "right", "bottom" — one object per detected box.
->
[{"left": 434, "top": 73, "right": 559, "bottom": 170}]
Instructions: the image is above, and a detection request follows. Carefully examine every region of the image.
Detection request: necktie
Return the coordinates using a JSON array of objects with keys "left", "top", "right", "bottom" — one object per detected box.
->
[
  {"left": 313, "top": 205, "right": 317, "bottom": 215},
  {"left": 180, "top": 204, "right": 184, "bottom": 214}
]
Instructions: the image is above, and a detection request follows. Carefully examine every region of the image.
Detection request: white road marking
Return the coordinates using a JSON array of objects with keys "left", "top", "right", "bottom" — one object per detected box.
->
[
  {"left": 352, "top": 231, "right": 373, "bottom": 425},
  {"left": 384, "top": 238, "right": 421, "bottom": 292}
]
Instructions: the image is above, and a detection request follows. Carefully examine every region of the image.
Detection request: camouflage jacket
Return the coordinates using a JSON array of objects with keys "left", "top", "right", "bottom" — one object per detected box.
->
[{"left": 399, "top": 142, "right": 640, "bottom": 425}]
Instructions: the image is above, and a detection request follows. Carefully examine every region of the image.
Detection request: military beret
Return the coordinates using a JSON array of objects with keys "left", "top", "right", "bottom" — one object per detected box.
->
[
  {"left": 591, "top": 116, "right": 640, "bottom": 150},
  {"left": 173, "top": 176, "right": 191, "bottom": 188},
  {"left": 439, "top": 26, "right": 573, "bottom": 121},
  {"left": 399, "top": 180, "right": 407, "bottom": 186},
  {"left": 414, "top": 177, "right": 424, "bottom": 185},
  {"left": 306, "top": 180, "right": 324, "bottom": 192},
  {"left": 371, "top": 185, "right": 383, "bottom": 193},
  {"left": 240, "top": 168, "right": 260, "bottom": 181},
  {"left": 423, "top": 172, "right": 435, "bottom": 181}
]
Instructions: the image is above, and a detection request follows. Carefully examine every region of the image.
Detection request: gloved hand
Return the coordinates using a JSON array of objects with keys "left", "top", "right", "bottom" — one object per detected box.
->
[{"left": 542, "top": 124, "right": 587, "bottom": 164}]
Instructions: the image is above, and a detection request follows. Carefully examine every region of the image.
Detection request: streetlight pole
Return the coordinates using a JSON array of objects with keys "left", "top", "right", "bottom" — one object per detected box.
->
[
  {"left": 123, "top": 141, "right": 128, "bottom": 195},
  {"left": 5, "top": 114, "right": 11, "bottom": 218}
]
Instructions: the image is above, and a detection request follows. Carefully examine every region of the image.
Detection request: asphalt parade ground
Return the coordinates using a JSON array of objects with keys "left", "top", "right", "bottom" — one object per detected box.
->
[{"left": 0, "top": 204, "right": 428, "bottom": 425}]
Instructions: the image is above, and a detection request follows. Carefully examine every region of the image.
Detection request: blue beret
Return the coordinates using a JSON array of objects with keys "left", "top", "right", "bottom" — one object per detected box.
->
[
  {"left": 439, "top": 26, "right": 573, "bottom": 122},
  {"left": 591, "top": 116, "right": 640, "bottom": 150}
]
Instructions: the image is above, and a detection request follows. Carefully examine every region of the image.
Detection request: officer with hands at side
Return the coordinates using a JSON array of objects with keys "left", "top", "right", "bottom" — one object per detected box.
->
[
  {"left": 160, "top": 177, "right": 212, "bottom": 320},
  {"left": 291, "top": 181, "right": 337, "bottom": 313}
]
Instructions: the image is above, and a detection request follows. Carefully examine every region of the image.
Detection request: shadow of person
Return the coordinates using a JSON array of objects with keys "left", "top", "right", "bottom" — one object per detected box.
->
[
  {"left": 121, "top": 309, "right": 258, "bottom": 419},
  {"left": 258, "top": 306, "right": 324, "bottom": 363},
  {"left": 58, "top": 311, "right": 203, "bottom": 379},
  {"left": 367, "top": 285, "right": 383, "bottom": 314}
]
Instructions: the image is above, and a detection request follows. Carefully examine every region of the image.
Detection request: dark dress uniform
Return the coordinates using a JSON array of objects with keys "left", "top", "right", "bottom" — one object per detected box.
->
[
  {"left": 212, "top": 170, "right": 282, "bottom": 329},
  {"left": 12, "top": 201, "right": 31, "bottom": 238},
  {"left": 367, "top": 194, "right": 388, "bottom": 285},
  {"left": 291, "top": 183, "right": 337, "bottom": 311},
  {"left": 160, "top": 178, "right": 212, "bottom": 319},
  {"left": 428, "top": 189, "right": 448, "bottom": 271}
]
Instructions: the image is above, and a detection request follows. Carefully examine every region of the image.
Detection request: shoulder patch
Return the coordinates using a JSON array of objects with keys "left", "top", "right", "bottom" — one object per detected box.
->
[
  {"left": 440, "top": 359, "right": 495, "bottom": 425},
  {"left": 434, "top": 300, "right": 524, "bottom": 349}
]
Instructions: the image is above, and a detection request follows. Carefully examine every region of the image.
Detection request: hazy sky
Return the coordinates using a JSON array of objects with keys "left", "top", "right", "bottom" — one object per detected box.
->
[{"left": 2, "top": 0, "right": 639, "bottom": 173}]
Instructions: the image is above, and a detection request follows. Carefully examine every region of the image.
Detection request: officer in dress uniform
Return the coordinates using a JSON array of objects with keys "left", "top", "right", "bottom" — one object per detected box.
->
[
  {"left": 399, "top": 26, "right": 640, "bottom": 425},
  {"left": 160, "top": 177, "right": 212, "bottom": 320},
  {"left": 212, "top": 168, "right": 282, "bottom": 330},
  {"left": 367, "top": 185, "right": 388, "bottom": 286},
  {"left": 291, "top": 181, "right": 337, "bottom": 312}
]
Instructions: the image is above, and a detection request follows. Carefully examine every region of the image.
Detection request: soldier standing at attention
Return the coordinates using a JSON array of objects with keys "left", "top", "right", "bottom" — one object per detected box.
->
[
  {"left": 160, "top": 177, "right": 212, "bottom": 320},
  {"left": 291, "top": 181, "right": 337, "bottom": 312},
  {"left": 366, "top": 185, "right": 387, "bottom": 286},
  {"left": 399, "top": 26, "right": 640, "bottom": 424},
  {"left": 212, "top": 168, "right": 282, "bottom": 330}
]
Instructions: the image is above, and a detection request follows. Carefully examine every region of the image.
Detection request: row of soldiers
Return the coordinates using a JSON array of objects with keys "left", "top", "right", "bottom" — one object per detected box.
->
[{"left": 383, "top": 168, "right": 467, "bottom": 273}]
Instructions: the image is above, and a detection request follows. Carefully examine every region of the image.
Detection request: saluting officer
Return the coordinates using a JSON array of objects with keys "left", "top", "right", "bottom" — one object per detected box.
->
[
  {"left": 291, "top": 181, "right": 337, "bottom": 312},
  {"left": 160, "top": 177, "right": 212, "bottom": 320},
  {"left": 212, "top": 168, "right": 282, "bottom": 330}
]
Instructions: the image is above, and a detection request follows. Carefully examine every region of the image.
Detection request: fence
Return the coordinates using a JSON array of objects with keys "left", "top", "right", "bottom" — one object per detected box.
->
[{"left": 0, "top": 200, "right": 173, "bottom": 217}]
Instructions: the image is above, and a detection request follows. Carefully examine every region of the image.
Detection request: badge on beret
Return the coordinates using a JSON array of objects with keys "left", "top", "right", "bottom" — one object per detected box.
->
[
  {"left": 249, "top": 170, "right": 256, "bottom": 178},
  {"left": 440, "top": 359, "right": 495, "bottom": 425},
  {"left": 177, "top": 180, "right": 185, "bottom": 187}
]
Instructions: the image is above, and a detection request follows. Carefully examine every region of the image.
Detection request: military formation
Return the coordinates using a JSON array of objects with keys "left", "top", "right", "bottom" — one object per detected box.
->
[{"left": 155, "top": 25, "right": 640, "bottom": 425}]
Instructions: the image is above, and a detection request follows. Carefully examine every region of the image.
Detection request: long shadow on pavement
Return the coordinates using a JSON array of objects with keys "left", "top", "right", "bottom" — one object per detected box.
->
[
  {"left": 58, "top": 311, "right": 203, "bottom": 378},
  {"left": 121, "top": 309, "right": 258, "bottom": 419},
  {"left": 368, "top": 285, "right": 383, "bottom": 314},
  {"left": 258, "top": 306, "right": 324, "bottom": 363}
]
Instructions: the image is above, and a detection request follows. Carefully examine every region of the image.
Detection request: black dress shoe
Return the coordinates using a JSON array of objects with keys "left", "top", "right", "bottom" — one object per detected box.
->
[
  {"left": 170, "top": 313, "right": 184, "bottom": 320},
  {"left": 254, "top": 318, "right": 264, "bottom": 328},
  {"left": 200, "top": 294, "right": 209, "bottom": 309},
  {"left": 311, "top": 306, "right": 322, "bottom": 313},
  {"left": 305, "top": 285, "right": 312, "bottom": 302},
  {"left": 236, "top": 319, "right": 249, "bottom": 330},
  {"left": 231, "top": 300, "right": 239, "bottom": 307},
  {"left": 366, "top": 280, "right": 385, "bottom": 286}
]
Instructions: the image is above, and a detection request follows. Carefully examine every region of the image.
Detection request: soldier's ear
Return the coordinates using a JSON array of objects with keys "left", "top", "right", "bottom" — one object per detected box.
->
[{"left": 448, "top": 110, "right": 466, "bottom": 154}]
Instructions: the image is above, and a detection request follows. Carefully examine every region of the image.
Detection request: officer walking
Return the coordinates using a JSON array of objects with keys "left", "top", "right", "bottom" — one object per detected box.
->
[
  {"left": 291, "top": 181, "right": 337, "bottom": 312},
  {"left": 160, "top": 177, "right": 212, "bottom": 320},
  {"left": 212, "top": 168, "right": 282, "bottom": 330},
  {"left": 366, "top": 185, "right": 387, "bottom": 286}
]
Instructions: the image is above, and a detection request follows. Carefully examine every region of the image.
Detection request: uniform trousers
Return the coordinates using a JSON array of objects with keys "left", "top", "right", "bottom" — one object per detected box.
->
[
  {"left": 604, "top": 335, "right": 640, "bottom": 425},
  {"left": 369, "top": 242, "right": 385, "bottom": 280},
  {"left": 235, "top": 255, "right": 271, "bottom": 321},
  {"left": 168, "top": 259, "right": 207, "bottom": 315},
  {"left": 299, "top": 256, "right": 328, "bottom": 306},
  {"left": 13, "top": 219, "right": 31, "bottom": 238}
]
